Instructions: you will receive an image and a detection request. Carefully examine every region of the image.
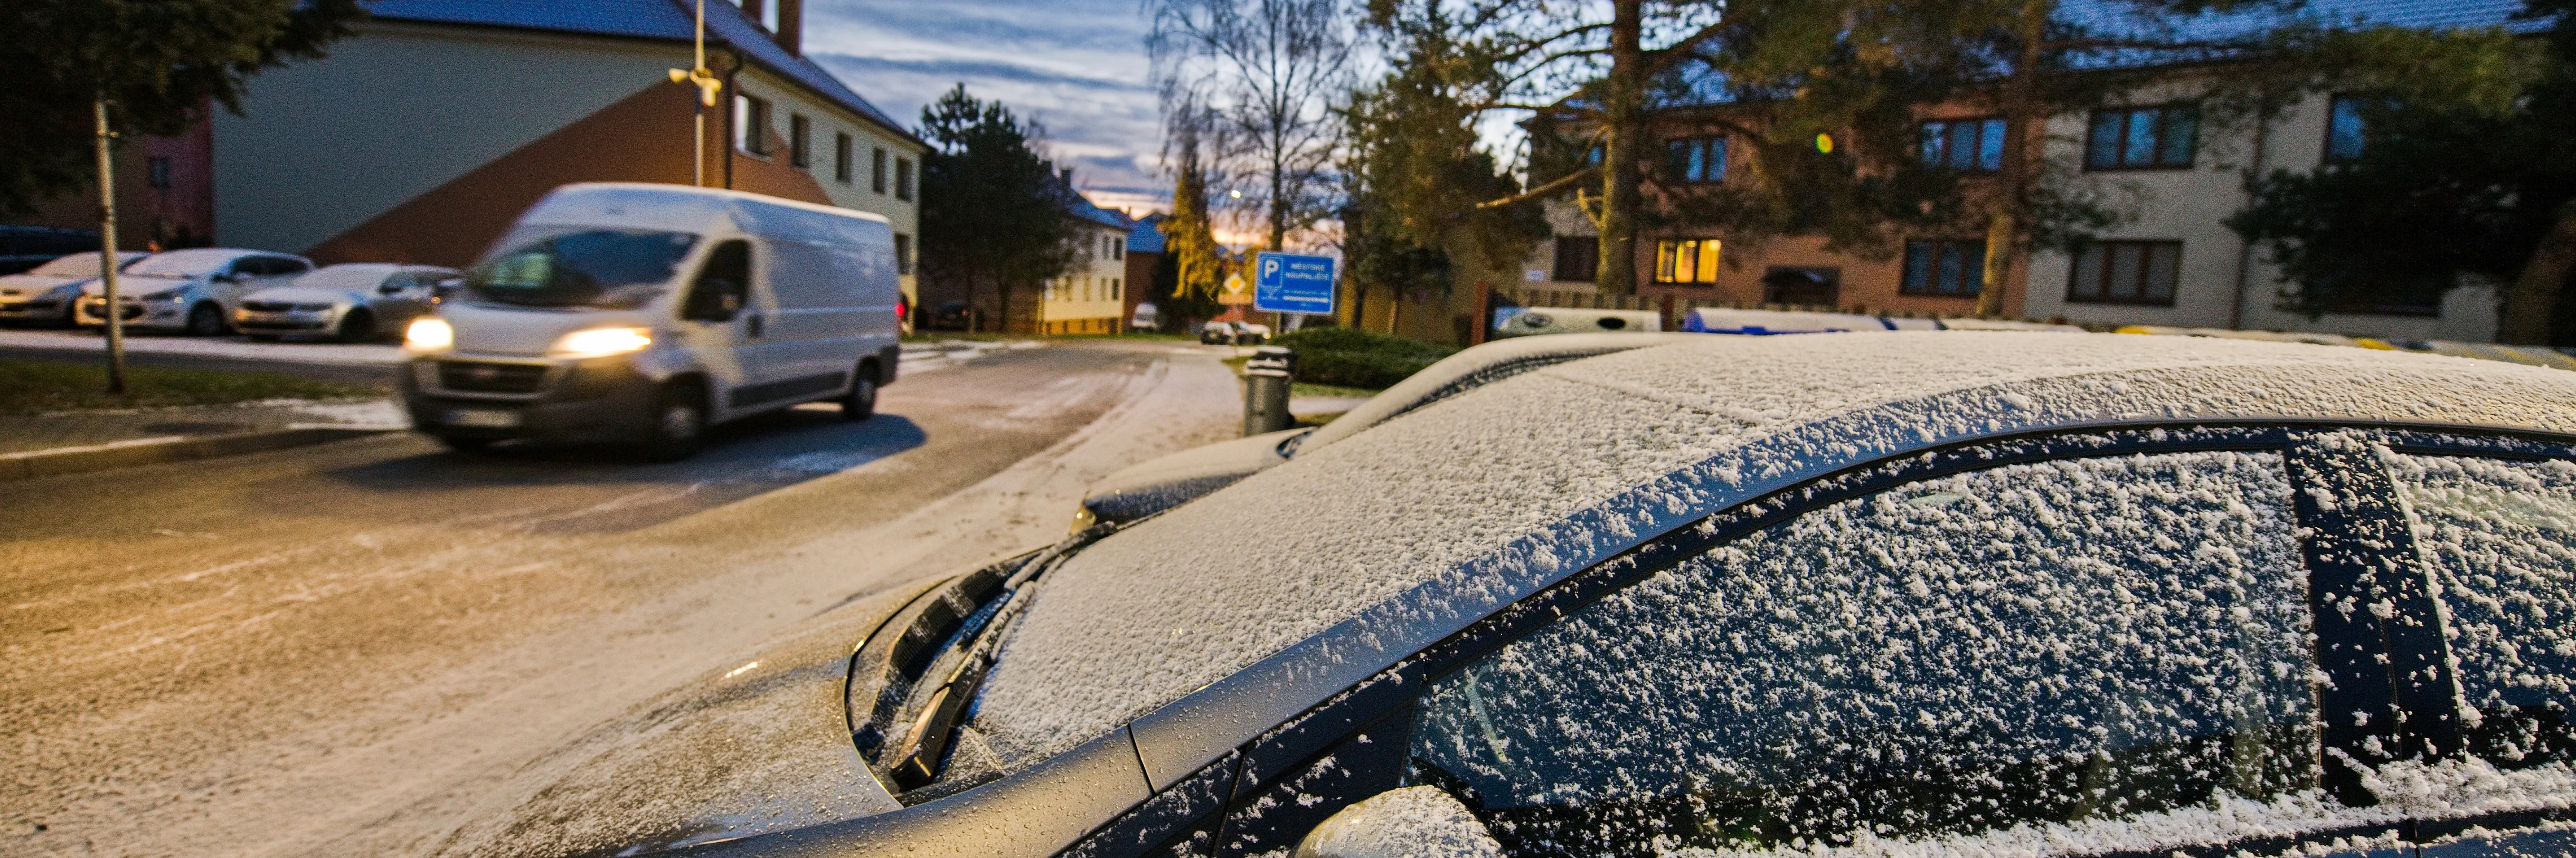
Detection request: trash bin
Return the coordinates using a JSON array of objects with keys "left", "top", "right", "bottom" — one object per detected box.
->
[{"left": 1243, "top": 346, "right": 1295, "bottom": 436}]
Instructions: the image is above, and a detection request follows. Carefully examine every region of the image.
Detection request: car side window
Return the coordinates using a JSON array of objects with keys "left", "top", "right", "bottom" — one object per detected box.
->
[
  {"left": 683, "top": 240, "right": 750, "bottom": 322},
  {"left": 271, "top": 256, "right": 310, "bottom": 275},
  {"left": 1407, "top": 452, "right": 2320, "bottom": 856},
  {"left": 2386, "top": 452, "right": 2576, "bottom": 771}
]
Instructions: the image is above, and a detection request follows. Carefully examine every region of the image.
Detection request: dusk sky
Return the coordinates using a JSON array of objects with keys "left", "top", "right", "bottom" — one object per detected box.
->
[{"left": 801, "top": 0, "right": 1171, "bottom": 215}]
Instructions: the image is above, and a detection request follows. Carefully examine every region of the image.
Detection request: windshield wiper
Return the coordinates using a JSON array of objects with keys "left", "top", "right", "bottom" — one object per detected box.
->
[{"left": 847, "top": 524, "right": 1115, "bottom": 795}]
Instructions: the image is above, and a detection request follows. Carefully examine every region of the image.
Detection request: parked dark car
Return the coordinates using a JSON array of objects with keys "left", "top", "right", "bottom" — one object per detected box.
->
[{"left": 437, "top": 333, "right": 2576, "bottom": 858}]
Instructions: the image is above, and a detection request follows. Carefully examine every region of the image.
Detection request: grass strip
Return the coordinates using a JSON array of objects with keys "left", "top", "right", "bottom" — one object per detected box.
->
[{"left": 0, "top": 359, "right": 378, "bottom": 415}]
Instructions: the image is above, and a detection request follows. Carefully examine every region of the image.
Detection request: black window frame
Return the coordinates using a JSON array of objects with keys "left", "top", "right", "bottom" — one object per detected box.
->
[
  {"left": 1061, "top": 422, "right": 2576, "bottom": 858},
  {"left": 872, "top": 147, "right": 889, "bottom": 194},
  {"left": 835, "top": 131, "right": 854, "bottom": 183},
  {"left": 1919, "top": 116, "right": 2007, "bottom": 173},
  {"left": 1550, "top": 235, "right": 1599, "bottom": 282},
  {"left": 2066, "top": 239, "right": 2183, "bottom": 306},
  {"left": 790, "top": 112, "right": 812, "bottom": 168},
  {"left": 894, "top": 233, "right": 912, "bottom": 275},
  {"left": 2084, "top": 104, "right": 2199, "bottom": 170},
  {"left": 1899, "top": 239, "right": 1985, "bottom": 298},
  {"left": 738, "top": 95, "right": 773, "bottom": 157},
  {"left": 896, "top": 157, "right": 915, "bottom": 201},
  {"left": 1662, "top": 136, "right": 1728, "bottom": 184}
]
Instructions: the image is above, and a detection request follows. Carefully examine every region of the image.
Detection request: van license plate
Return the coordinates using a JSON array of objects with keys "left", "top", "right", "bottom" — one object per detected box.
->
[{"left": 448, "top": 408, "right": 520, "bottom": 428}]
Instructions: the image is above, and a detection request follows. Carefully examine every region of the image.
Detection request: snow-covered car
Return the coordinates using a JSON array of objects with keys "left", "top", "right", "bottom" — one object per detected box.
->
[
  {"left": 440, "top": 333, "right": 2576, "bottom": 858},
  {"left": 0, "top": 251, "right": 146, "bottom": 327},
  {"left": 232, "top": 262, "right": 459, "bottom": 342},
  {"left": 1079, "top": 332, "right": 1703, "bottom": 526},
  {"left": 1200, "top": 320, "right": 1248, "bottom": 345},
  {"left": 76, "top": 248, "right": 313, "bottom": 335}
]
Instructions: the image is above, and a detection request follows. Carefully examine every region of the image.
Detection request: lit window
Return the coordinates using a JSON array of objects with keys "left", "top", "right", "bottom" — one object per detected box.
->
[{"left": 1653, "top": 239, "right": 1720, "bottom": 284}]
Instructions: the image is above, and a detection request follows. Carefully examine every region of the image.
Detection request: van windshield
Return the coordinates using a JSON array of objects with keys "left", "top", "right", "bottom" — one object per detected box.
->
[{"left": 466, "top": 229, "right": 697, "bottom": 309}]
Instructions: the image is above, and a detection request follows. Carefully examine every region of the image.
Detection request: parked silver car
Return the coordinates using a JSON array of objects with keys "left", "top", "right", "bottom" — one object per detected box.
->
[
  {"left": 77, "top": 248, "right": 313, "bottom": 335},
  {"left": 234, "top": 263, "right": 458, "bottom": 342},
  {"left": 0, "top": 251, "right": 146, "bottom": 327}
]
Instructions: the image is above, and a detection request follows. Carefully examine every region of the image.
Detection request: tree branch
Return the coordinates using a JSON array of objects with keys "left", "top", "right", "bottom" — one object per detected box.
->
[{"left": 1477, "top": 166, "right": 1601, "bottom": 209}]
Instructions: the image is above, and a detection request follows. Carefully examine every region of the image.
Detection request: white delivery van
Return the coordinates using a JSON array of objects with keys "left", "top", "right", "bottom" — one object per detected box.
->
[{"left": 400, "top": 184, "right": 903, "bottom": 460}]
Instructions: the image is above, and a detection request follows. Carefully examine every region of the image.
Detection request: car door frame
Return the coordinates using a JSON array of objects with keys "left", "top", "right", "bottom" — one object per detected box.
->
[{"left": 1058, "top": 421, "right": 2576, "bottom": 858}]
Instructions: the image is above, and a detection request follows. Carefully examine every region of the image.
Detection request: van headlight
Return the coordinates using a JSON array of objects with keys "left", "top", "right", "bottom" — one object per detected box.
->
[
  {"left": 550, "top": 326, "right": 652, "bottom": 359},
  {"left": 404, "top": 318, "right": 454, "bottom": 352}
]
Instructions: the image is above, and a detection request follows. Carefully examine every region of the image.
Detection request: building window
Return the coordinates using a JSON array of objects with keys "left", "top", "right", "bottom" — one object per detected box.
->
[
  {"left": 1111, "top": 277, "right": 1121, "bottom": 301},
  {"left": 871, "top": 147, "right": 888, "bottom": 193},
  {"left": 1551, "top": 235, "right": 1600, "bottom": 282},
  {"left": 2085, "top": 106, "right": 2197, "bottom": 170},
  {"left": 1664, "top": 137, "right": 1727, "bottom": 183},
  {"left": 1900, "top": 240, "right": 1986, "bottom": 297},
  {"left": 2325, "top": 95, "right": 2370, "bottom": 164},
  {"left": 146, "top": 157, "right": 172, "bottom": 189},
  {"left": 1653, "top": 239, "right": 1720, "bottom": 284},
  {"left": 893, "top": 233, "right": 911, "bottom": 274},
  {"left": 1760, "top": 266, "right": 1841, "bottom": 306},
  {"left": 834, "top": 132, "right": 854, "bottom": 183},
  {"left": 895, "top": 158, "right": 914, "bottom": 201},
  {"left": 789, "top": 113, "right": 812, "bottom": 168},
  {"left": 1920, "top": 118, "right": 2006, "bottom": 173},
  {"left": 735, "top": 95, "right": 772, "bottom": 156},
  {"left": 2067, "top": 240, "right": 2182, "bottom": 305}
]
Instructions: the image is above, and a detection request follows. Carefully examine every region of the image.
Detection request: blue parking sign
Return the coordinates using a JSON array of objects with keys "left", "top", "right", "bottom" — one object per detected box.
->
[{"left": 1252, "top": 252, "right": 1337, "bottom": 316}]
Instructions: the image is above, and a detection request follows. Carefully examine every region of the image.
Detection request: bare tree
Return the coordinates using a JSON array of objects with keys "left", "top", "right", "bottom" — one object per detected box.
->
[{"left": 1149, "top": 0, "right": 1354, "bottom": 252}]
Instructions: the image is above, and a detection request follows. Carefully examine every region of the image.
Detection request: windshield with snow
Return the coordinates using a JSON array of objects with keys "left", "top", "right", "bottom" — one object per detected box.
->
[
  {"left": 1409, "top": 452, "right": 2319, "bottom": 855},
  {"left": 27, "top": 254, "right": 122, "bottom": 277},
  {"left": 125, "top": 250, "right": 238, "bottom": 279},
  {"left": 466, "top": 228, "right": 696, "bottom": 309}
]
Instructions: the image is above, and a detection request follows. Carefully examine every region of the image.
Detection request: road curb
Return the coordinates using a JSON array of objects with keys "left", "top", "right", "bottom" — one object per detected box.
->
[{"left": 0, "top": 426, "right": 400, "bottom": 483}]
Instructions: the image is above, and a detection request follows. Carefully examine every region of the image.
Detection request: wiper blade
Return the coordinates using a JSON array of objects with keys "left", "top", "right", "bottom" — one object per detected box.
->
[{"left": 848, "top": 523, "right": 1115, "bottom": 795}]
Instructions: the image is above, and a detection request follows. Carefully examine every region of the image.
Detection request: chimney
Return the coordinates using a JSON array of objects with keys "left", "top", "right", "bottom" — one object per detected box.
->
[{"left": 776, "top": 0, "right": 803, "bottom": 56}]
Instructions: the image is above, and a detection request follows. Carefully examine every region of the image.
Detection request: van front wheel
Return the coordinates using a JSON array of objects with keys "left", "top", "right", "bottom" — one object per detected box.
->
[
  {"left": 841, "top": 369, "right": 877, "bottom": 421},
  {"left": 636, "top": 383, "right": 707, "bottom": 461}
]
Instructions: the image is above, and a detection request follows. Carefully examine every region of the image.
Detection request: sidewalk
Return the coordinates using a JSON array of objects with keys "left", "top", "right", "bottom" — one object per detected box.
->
[{"left": 0, "top": 398, "right": 407, "bottom": 481}]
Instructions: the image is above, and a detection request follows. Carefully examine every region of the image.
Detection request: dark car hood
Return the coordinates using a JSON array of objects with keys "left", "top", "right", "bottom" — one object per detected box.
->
[
  {"left": 433, "top": 580, "right": 940, "bottom": 858},
  {"left": 1078, "top": 427, "right": 1304, "bottom": 524}
]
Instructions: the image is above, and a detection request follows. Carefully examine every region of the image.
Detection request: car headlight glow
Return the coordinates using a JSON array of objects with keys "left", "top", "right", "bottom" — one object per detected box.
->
[
  {"left": 404, "top": 317, "right": 454, "bottom": 352},
  {"left": 549, "top": 326, "right": 652, "bottom": 359}
]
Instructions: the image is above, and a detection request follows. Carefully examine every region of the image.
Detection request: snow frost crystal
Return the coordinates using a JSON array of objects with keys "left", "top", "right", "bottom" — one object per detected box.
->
[
  {"left": 1410, "top": 453, "right": 2319, "bottom": 855},
  {"left": 1295, "top": 785, "right": 1507, "bottom": 858},
  {"left": 2388, "top": 452, "right": 2576, "bottom": 771},
  {"left": 969, "top": 332, "right": 2576, "bottom": 771}
]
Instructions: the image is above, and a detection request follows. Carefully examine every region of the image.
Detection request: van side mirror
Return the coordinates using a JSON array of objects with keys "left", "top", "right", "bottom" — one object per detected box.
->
[{"left": 1292, "top": 787, "right": 1503, "bottom": 858}]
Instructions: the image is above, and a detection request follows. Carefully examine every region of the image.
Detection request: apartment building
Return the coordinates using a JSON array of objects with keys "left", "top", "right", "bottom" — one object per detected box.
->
[
  {"left": 1039, "top": 196, "right": 1135, "bottom": 336},
  {"left": 1524, "top": 0, "right": 2536, "bottom": 342},
  {"left": 15, "top": 0, "right": 928, "bottom": 308}
]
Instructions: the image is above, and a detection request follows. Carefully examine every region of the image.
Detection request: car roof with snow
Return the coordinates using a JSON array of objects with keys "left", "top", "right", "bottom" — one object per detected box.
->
[{"left": 971, "top": 331, "right": 2576, "bottom": 776}]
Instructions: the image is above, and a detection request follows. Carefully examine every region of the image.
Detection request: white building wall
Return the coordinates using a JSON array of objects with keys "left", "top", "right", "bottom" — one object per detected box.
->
[
  {"left": 1044, "top": 223, "right": 1130, "bottom": 322},
  {"left": 729, "top": 71, "right": 926, "bottom": 306},
  {"left": 2024, "top": 87, "right": 2498, "bottom": 341},
  {"left": 213, "top": 21, "right": 685, "bottom": 254}
]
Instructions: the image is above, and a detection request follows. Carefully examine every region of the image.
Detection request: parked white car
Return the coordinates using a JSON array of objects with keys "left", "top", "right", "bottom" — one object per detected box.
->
[
  {"left": 234, "top": 263, "right": 459, "bottom": 342},
  {"left": 77, "top": 248, "right": 314, "bottom": 335},
  {"left": 0, "top": 251, "right": 146, "bottom": 327}
]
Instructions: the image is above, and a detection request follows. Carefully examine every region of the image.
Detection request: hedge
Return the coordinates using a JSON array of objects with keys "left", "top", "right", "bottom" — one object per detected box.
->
[{"left": 1271, "top": 328, "right": 1458, "bottom": 390}]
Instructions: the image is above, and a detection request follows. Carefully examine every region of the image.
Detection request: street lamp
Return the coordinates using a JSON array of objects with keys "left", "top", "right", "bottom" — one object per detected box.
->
[{"left": 667, "top": 0, "right": 724, "bottom": 187}]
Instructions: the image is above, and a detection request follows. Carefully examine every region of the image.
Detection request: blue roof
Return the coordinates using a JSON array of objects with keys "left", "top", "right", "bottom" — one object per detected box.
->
[
  {"left": 364, "top": 0, "right": 919, "bottom": 145},
  {"left": 1653, "top": 0, "right": 2552, "bottom": 107},
  {"left": 1128, "top": 214, "right": 1167, "bottom": 254},
  {"left": 1068, "top": 196, "right": 1132, "bottom": 231}
]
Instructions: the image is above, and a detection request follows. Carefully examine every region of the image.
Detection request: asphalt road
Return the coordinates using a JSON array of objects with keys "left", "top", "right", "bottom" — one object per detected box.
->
[{"left": 0, "top": 339, "right": 1240, "bottom": 857}]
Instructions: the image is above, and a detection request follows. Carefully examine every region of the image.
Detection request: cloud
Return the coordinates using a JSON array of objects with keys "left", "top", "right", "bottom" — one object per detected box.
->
[{"left": 804, "top": 0, "right": 1172, "bottom": 211}]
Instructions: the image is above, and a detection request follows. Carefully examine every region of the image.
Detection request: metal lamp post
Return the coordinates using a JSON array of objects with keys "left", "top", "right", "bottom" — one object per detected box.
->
[{"left": 667, "top": 0, "right": 723, "bottom": 187}]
